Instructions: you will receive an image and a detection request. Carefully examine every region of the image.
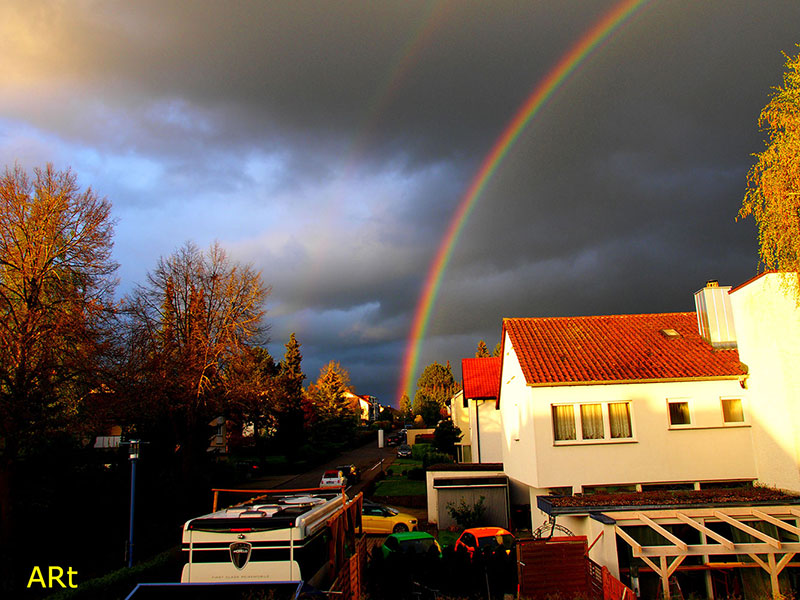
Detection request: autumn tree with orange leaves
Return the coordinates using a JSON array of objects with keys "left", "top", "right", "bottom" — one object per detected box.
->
[
  {"left": 125, "top": 241, "right": 268, "bottom": 477},
  {"left": 0, "top": 163, "right": 118, "bottom": 585},
  {"left": 739, "top": 45, "right": 800, "bottom": 289}
]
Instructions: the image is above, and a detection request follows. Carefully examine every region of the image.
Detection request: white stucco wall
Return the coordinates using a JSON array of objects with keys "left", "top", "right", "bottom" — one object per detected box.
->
[
  {"left": 730, "top": 272, "right": 800, "bottom": 492},
  {"left": 468, "top": 397, "right": 503, "bottom": 463},
  {"left": 499, "top": 333, "right": 539, "bottom": 485},
  {"left": 451, "top": 391, "right": 472, "bottom": 460},
  {"left": 500, "top": 334, "right": 756, "bottom": 492}
]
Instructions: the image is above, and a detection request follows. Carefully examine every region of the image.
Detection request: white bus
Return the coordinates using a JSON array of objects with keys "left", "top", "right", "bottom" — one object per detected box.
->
[{"left": 180, "top": 490, "right": 358, "bottom": 587}]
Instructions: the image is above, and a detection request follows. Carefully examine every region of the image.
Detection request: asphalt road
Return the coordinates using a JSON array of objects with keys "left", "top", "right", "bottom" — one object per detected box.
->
[{"left": 241, "top": 437, "right": 400, "bottom": 497}]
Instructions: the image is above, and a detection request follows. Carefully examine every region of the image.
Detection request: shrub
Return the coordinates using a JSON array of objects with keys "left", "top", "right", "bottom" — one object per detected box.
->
[
  {"left": 422, "top": 451, "right": 453, "bottom": 469},
  {"left": 412, "top": 443, "right": 433, "bottom": 460},
  {"left": 446, "top": 496, "right": 487, "bottom": 529},
  {"left": 407, "top": 467, "right": 426, "bottom": 481}
]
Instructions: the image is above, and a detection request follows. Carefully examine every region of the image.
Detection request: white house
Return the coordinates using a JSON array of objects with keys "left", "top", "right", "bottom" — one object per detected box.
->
[
  {"left": 450, "top": 389, "right": 472, "bottom": 462},
  {"left": 343, "top": 391, "right": 371, "bottom": 424},
  {"left": 460, "top": 357, "right": 503, "bottom": 464},
  {"left": 498, "top": 292, "right": 750, "bottom": 503},
  {"left": 496, "top": 275, "right": 800, "bottom": 599}
]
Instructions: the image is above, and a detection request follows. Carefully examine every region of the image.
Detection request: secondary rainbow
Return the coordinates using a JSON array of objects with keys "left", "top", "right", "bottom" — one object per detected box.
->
[{"left": 398, "top": 0, "right": 652, "bottom": 401}]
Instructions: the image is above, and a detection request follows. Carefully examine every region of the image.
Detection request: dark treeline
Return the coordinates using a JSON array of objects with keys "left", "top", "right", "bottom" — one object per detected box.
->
[{"left": 0, "top": 164, "right": 362, "bottom": 594}]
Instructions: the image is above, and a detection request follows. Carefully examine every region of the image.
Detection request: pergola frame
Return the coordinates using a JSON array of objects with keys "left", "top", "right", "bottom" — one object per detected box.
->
[{"left": 605, "top": 505, "right": 800, "bottom": 600}]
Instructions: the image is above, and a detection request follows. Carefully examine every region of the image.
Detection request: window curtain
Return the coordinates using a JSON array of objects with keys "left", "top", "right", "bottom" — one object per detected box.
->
[
  {"left": 552, "top": 405, "right": 576, "bottom": 441},
  {"left": 669, "top": 401, "right": 691, "bottom": 425},
  {"left": 609, "top": 402, "right": 632, "bottom": 438},
  {"left": 580, "top": 404, "right": 604, "bottom": 439},
  {"left": 722, "top": 398, "right": 744, "bottom": 423}
]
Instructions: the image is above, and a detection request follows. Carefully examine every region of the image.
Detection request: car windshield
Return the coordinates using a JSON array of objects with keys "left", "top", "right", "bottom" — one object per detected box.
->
[
  {"left": 399, "top": 538, "right": 438, "bottom": 554},
  {"left": 477, "top": 534, "right": 514, "bottom": 549},
  {"left": 323, "top": 471, "right": 340, "bottom": 478}
]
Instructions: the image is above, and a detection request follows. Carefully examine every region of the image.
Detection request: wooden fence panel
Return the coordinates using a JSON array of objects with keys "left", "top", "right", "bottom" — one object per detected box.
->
[
  {"left": 330, "top": 536, "right": 366, "bottom": 600},
  {"left": 517, "top": 536, "right": 592, "bottom": 599},
  {"left": 602, "top": 565, "right": 636, "bottom": 600}
]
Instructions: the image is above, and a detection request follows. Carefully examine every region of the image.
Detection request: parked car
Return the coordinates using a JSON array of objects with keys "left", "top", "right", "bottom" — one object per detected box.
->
[
  {"left": 336, "top": 463, "right": 360, "bottom": 484},
  {"left": 396, "top": 444, "right": 412, "bottom": 458},
  {"left": 381, "top": 531, "right": 442, "bottom": 560},
  {"left": 454, "top": 527, "right": 515, "bottom": 560},
  {"left": 233, "top": 458, "right": 261, "bottom": 479},
  {"left": 362, "top": 501, "right": 418, "bottom": 534},
  {"left": 319, "top": 469, "right": 346, "bottom": 488},
  {"left": 386, "top": 432, "right": 403, "bottom": 446}
]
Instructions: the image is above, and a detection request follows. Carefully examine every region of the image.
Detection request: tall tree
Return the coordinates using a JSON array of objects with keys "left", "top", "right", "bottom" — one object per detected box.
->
[
  {"left": 399, "top": 393, "right": 413, "bottom": 421},
  {"left": 413, "top": 361, "right": 459, "bottom": 414},
  {"left": 279, "top": 333, "right": 305, "bottom": 407},
  {"left": 0, "top": 164, "right": 118, "bottom": 584},
  {"left": 739, "top": 45, "right": 800, "bottom": 287},
  {"left": 493, "top": 342, "right": 502, "bottom": 357},
  {"left": 475, "top": 340, "right": 490, "bottom": 358},
  {"left": 306, "top": 361, "right": 357, "bottom": 443},
  {"left": 308, "top": 361, "right": 353, "bottom": 420},
  {"left": 225, "top": 346, "right": 280, "bottom": 443},
  {"left": 125, "top": 241, "right": 268, "bottom": 476},
  {"left": 274, "top": 333, "right": 306, "bottom": 455},
  {"left": 434, "top": 418, "right": 463, "bottom": 457}
]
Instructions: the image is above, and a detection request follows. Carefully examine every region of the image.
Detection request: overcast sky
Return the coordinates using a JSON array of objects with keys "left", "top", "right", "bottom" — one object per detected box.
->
[{"left": 2, "top": 1, "right": 798, "bottom": 405}]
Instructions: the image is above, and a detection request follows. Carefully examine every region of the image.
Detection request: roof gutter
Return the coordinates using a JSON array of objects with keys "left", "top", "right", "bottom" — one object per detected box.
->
[{"left": 524, "top": 375, "right": 743, "bottom": 388}]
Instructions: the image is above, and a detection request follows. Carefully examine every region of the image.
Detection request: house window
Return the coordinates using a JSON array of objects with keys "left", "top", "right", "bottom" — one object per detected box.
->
[
  {"left": 668, "top": 400, "right": 691, "bottom": 426},
  {"left": 721, "top": 398, "right": 745, "bottom": 424},
  {"left": 552, "top": 402, "right": 634, "bottom": 444},
  {"left": 609, "top": 402, "right": 632, "bottom": 438},
  {"left": 552, "top": 405, "right": 576, "bottom": 441},
  {"left": 580, "top": 404, "right": 604, "bottom": 439}
]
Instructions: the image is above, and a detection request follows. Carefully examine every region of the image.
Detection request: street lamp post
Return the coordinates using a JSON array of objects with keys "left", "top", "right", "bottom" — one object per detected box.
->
[{"left": 126, "top": 439, "right": 140, "bottom": 568}]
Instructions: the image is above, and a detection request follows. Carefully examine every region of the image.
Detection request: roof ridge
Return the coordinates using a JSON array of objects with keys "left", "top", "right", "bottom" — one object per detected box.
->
[{"left": 503, "top": 311, "right": 696, "bottom": 321}]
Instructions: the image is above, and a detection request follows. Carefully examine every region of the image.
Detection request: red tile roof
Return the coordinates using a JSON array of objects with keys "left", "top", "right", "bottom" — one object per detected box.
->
[
  {"left": 462, "top": 357, "right": 501, "bottom": 399},
  {"left": 503, "top": 312, "right": 745, "bottom": 386}
]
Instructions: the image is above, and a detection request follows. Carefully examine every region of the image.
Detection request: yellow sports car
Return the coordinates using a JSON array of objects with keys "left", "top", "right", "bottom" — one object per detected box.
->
[{"left": 361, "top": 502, "right": 418, "bottom": 534}]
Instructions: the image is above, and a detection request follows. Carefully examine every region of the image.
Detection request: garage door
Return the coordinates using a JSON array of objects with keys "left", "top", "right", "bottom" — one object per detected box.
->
[{"left": 435, "top": 477, "right": 509, "bottom": 529}]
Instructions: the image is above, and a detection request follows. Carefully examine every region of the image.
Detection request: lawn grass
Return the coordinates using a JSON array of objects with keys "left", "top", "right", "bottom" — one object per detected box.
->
[
  {"left": 390, "top": 457, "right": 423, "bottom": 470},
  {"left": 373, "top": 478, "right": 426, "bottom": 496}
]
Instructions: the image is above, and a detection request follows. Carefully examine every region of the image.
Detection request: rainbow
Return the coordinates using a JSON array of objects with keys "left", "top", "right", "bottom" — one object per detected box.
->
[{"left": 398, "top": 0, "right": 652, "bottom": 401}]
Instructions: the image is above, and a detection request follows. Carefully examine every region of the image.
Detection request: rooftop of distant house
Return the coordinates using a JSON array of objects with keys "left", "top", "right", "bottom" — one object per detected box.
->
[{"left": 462, "top": 357, "right": 501, "bottom": 399}]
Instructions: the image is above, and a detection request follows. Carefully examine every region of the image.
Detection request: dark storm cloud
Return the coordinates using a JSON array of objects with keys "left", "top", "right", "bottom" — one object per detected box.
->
[{"left": 2, "top": 0, "right": 799, "bottom": 402}]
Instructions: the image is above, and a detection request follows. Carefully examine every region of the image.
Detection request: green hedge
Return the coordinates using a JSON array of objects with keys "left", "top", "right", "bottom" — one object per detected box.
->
[
  {"left": 46, "top": 548, "right": 182, "bottom": 600},
  {"left": 411, "top": 443, "right": 433, "bottom": 460}
]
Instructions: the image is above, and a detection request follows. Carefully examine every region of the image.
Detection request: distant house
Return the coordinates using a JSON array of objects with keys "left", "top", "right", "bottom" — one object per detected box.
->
[
  {"left": 460, "top": 357, "right": 503, "bottom": 463},
  {"left": 449, "top": 390, "right": 471, "bottom": 462},
  {"left": 343, "top": 391, "right": 371, "bottom": 424}
]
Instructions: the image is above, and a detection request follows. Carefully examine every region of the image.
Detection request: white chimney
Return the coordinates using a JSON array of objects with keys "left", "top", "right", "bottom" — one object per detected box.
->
[{"left": 694, "top": 280, "right": 737, "bottom": 348}]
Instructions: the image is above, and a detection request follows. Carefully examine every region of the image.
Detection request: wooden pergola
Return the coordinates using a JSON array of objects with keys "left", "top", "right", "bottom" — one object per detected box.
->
[{"left": 606, "top": 505, "right": 800, "bottom": 600}]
